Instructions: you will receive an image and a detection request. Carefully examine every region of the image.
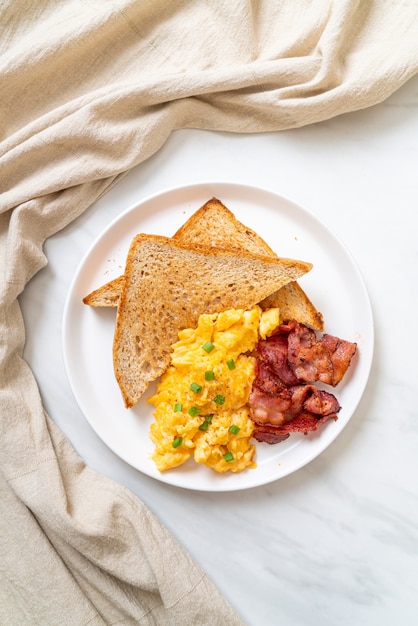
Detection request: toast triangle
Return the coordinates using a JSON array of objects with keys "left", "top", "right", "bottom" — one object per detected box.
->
[{"left": 113, "top": 233, "right": 312, "bottom": 408}]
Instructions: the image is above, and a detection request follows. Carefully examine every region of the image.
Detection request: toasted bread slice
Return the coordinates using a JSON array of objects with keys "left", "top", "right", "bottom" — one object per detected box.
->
[
  {"left": 113, "top": 234, "right": 312, "bottom": 408},
  {"left": 83, "top": 198, "right": 323, "bottom": 330},
  {"left": 260, "top": 281, "right": 323, "bottom": 330},
  {"left": 173, "top": 197, "right": 277, "bottom": 256},
  {"left": 173, "top": 198, "right": 324, "bottom": 330},
  {"left": 82, "top": 275, "right": 124, "bottom": 307}
]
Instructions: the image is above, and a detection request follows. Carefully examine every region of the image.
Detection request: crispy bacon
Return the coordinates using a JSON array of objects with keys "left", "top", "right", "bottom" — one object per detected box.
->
[
  {"left": 248, "top": 320, "right": 357, "bottom": 444},
  {"left": 252, "top": 412, "right": 338, "bottom": 444},
  {"left": 249, "top": 384, "right": 340, "bottom": 426},
  {"left": 321, "top": 333, "right": 358, "bottom": 385},
  {"left": 269, "top": 320, "right": 357, "bottom": 387},
  {"left": 256, "top": 336, "right": 299, "bottom": 386}
]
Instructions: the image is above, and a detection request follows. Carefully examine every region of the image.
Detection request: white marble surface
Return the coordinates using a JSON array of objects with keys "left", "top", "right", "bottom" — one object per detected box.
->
[{"left": 20, "top": 74, "right": 418, "bottom": 626}]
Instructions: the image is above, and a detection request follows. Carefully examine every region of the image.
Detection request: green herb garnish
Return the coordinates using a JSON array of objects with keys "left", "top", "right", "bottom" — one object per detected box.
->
[
  {"left": 202, "top": 341, "right": 215, "bottom": 353},
  {"left": 199, "top": 414, "right": 214, "bottom": 432}
]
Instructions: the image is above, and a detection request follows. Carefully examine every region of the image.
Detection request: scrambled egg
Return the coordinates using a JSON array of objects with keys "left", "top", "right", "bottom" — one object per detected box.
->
[{"left": 148, "top": 306, "right": 280, "bottom": 474}]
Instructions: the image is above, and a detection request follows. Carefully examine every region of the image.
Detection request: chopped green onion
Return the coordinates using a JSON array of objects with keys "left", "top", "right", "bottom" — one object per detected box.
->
[
  {"left": 172, "top": 437, "right": 183, "bottom": 448},
  {"left": 173, "top": 403, "right": 183, "bottom": 412},
  {"left": 213, "top": 394, "right": 225, "bottom": 405},
  {"left": 202, "top": 341, "right": 215, "bottom": 353},
  {"left": 190, "top": 382, "right": 203, "bottom": 394},
  {"left": 229, "top": 424, "right": 240, "bottom": 435},
  {"left": 205, "top": 370, "right": 215, "bottom": 381},
  {"left": 188, "top": 406, "right": 200, "bottom": 417},
  {"left": 227, "top": 358, "right": 236, "bottom": 370},
  {"left": 223, "top": 452, "right": 234, "bottom": 462},
  {"left": 199, "top": 414, "right": 214, "bottom": 431}
]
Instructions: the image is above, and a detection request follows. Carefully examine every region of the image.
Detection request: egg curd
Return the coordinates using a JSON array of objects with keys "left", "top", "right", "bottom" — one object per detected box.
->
[{"left": 148, "top": 306, "right": 280, "bottom": 474}]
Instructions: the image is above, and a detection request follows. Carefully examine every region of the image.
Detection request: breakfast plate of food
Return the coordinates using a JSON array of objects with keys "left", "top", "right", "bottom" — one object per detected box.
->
[{"left": 62, "top": 182, "right": 373, "bottom": 491}]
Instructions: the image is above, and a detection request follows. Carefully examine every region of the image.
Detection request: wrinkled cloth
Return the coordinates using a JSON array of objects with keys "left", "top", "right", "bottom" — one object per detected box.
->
[{"left": 1, "top": 1, "right": 417, "bottom": 624}]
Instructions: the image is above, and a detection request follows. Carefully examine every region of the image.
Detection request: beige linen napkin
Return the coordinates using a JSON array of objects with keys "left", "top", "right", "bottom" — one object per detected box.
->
[{"left": 1, "top": 1, "right": 417, "bottom": 623}]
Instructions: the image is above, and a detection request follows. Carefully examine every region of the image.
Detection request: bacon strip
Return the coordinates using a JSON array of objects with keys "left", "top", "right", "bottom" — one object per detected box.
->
[
  {"left": 270, "top": 320, "right": 357, "bottom": 387},
  {"left": 248, "top": 320, "right": 357, "bottom": 444},
  {"left": 252, "top": 413, "right": 338, "bottom": 444},
  {"left": 249, "top": 384, "right": 340, "bottom": 442}
]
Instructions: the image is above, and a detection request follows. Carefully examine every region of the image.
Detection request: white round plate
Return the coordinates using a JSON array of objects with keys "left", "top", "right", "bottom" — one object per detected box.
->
[{"left": 62, "top": 182, "right": 373, "bottom": 491}]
